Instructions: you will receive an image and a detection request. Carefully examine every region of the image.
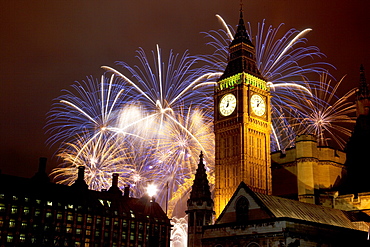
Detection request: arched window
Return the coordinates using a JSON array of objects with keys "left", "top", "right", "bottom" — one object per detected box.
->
[
  {"left": 235, "top": 196, "right": 249, "bottom": 223},
  {"left": 247, "top": 242, "right": 260, "bottom": 247}
]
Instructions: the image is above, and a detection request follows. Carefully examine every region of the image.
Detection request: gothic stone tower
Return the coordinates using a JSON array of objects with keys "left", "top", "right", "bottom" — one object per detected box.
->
[
  {"left": 343, "top": 65, "right": 370, "bottom": 194},
  {"left": 186, "top": 152, "right": 214, "bottom": 247},
  {"left": 214, "top": 9, "right": 271, "bottom": 217}
]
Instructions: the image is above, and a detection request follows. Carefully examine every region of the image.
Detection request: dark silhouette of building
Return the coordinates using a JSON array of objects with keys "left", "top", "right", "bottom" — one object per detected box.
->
[
  {"left": 343, "top": 65, "right": 370, "bottom": 194},
  {"left": 0, "top": 158, "right": 171, "bottom": 247}
]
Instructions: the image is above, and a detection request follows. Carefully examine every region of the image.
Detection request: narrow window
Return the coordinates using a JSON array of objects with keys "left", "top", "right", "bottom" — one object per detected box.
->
[{"left": 235, "top": 196, "right": 249, "bottom": 223}]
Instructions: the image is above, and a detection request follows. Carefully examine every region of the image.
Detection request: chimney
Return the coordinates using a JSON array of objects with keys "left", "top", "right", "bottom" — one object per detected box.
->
[
  {"left": 77, "top": 166, "right": 85, "bottom": 181},
  {"left": 31, "top": 157, "right": 50, "bottom": 183},
  {"left": 72, "top": 166, "right": 88, "bottom": 190},
  {"left": 38, "top": 157, "right": 47, "bottom": 173},
  {"left": 124, "top": 185, "right": 130, "bottom": 198},
  {"left": 112, "top": 173, "right": 118, "bottom": 187},
  {"left": 108, "top": 173, "right": 122, "bottom": 196}
]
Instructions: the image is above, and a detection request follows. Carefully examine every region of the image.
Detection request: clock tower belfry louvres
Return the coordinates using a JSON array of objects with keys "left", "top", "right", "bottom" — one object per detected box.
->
[{"left": 214, "top": 8, "right": 272, "bottom": 217}]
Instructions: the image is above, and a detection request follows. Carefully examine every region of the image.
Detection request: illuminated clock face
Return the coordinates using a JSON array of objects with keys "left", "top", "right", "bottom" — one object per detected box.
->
[
  {"left": 219, "top": 93, "right": 237, "bottom": 116},
  {"left": 250, "top": 94, "right": 266, "bottom": 116}
]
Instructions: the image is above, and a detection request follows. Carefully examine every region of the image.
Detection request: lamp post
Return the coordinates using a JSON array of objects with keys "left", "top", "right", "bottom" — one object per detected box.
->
[{"left": 145, "top": 183, "right": 160, "bottom": 247}]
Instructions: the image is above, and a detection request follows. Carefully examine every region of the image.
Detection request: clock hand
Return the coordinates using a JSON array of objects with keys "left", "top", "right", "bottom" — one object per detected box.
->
[{"left": 226, "top": 101, "right": 229, "bottom": 107}]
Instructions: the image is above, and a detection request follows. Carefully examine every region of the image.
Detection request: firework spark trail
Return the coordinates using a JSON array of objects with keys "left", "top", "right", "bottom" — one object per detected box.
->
[
  {"left": 216, "top": 14, "right": 234, "bottom": 40},
  {"left": 285, "top": 73, "right": 356, "bottom": 149},
  {"left": 51, "top": 133, "right": 132, "bottom": 191},
  {"left": 46, "top": 74, "right": 127, "bottom": 147},
  {"left": 102, "top": 45, "right": 214, "bottom": 112}
]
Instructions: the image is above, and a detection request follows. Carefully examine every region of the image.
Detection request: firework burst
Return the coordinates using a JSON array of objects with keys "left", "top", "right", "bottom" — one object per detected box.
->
[
  {"left": 153, "top": 106, "right": 214, "bottom": 215},
  {"left": 46, "top": 74, "right": 132, "bottom": 147},
  {"left": 50, "top": 133, "right": 132, "bottom": 191},
  {"left": 101, "top": 46, "right": 215, "bottom": 215},
  {"left": 286, "top": 73, "right": 356, "bottom": 149},
  {"left": 48, "top": 45, "right": 215, "bottom": 217}
]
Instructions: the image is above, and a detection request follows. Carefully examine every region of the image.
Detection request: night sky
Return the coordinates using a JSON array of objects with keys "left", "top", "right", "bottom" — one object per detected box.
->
[{"left": 1, "top": 1, "right": 369, "bottom": 177}]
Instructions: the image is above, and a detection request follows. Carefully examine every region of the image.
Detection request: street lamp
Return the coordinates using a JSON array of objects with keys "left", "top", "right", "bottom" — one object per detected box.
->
[{"left": 146, "top": 183, "right": 158, "bottom": 202}]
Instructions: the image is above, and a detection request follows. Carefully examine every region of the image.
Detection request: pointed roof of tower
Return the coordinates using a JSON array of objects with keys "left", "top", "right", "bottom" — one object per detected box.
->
[
  {"left": 218, "top": 5, "right": 264, "bottom": 81},
  {"left": 229, "top": 4, "right": 254, "bottom": 48},
  {"left": 189, "top": 152, "right": 212, "bottom": 201},
  {"left": 357, "top": 65, "right": 370, "bottom": 99}
]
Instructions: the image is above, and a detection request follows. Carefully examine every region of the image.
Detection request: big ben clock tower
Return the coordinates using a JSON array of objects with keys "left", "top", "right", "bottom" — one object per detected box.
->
[{"left": 214, "top": 8, "right": 272, "bottom": 217}]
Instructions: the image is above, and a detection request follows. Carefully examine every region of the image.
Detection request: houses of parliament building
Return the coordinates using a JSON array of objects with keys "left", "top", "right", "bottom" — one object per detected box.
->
[{"left": 186, "top": 7, "right": 370, "bottom": 247}]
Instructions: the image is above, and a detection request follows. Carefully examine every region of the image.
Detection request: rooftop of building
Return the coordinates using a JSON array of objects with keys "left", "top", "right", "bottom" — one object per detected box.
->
[
  {"left": 213, "top": 182, "right": 370, "bottom": 231},
  {"left": 0, "top": 160, "right": 169, "bottom": 223}
]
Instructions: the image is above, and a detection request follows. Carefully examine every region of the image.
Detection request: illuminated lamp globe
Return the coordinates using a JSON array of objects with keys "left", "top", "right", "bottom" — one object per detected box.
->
[{"left": 146, "top": 184, "right": 158, "bottom": 198}]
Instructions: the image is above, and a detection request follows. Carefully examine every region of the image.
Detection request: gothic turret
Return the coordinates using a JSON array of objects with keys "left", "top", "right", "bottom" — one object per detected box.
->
[
  {"left": 186, "top": 152, "right": 214, "bottom": 247},
  {"left": 356, "top": 65, "right": 370, "bottom": 116},
  {"left": 343, "top": 66, "right": 370, "bottom": 194}
]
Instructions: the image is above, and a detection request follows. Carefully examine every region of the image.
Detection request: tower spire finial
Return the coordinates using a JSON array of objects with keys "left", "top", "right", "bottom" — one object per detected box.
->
[
  {"left": 239, "top": 0, "right": 244, "bottom": 21},
  {"left": 188, "top": 151, "right": 211, "bottom": 200},
  {"left": 199, "top": 151, "right": 204, "bottom": 163},
  {"left": 232, "top": 0, "right": 250, "bottom": 46},
  {"left": 358, "top": 65, "right": 369, "bottom": 100}
]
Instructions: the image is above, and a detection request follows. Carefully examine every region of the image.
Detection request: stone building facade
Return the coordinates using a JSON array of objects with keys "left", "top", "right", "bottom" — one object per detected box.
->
[{"left": 271, "top": 134, "right": 346, "bottom": 204}]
